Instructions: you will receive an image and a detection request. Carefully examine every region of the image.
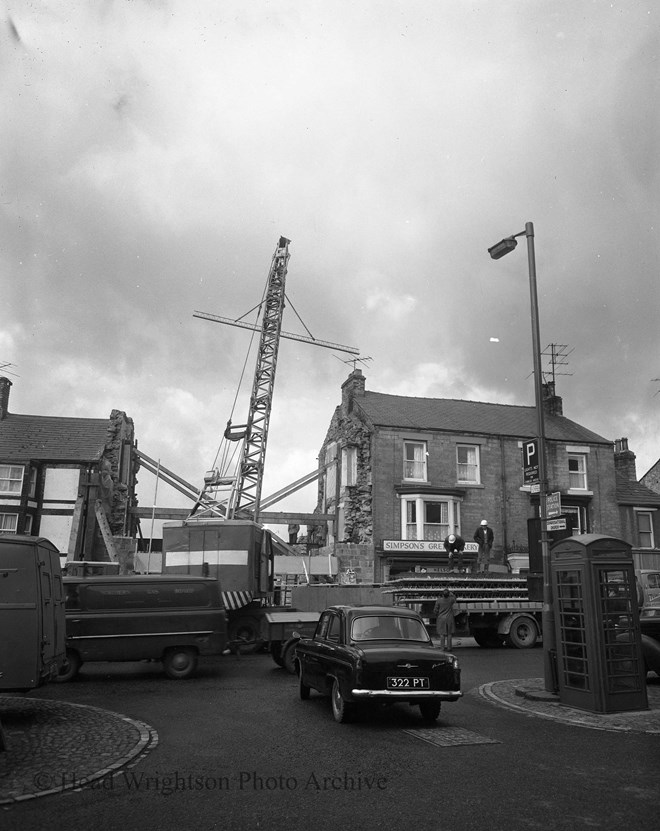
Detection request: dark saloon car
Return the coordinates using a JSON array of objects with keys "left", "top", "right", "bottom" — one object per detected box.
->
[
  {"left": 640, "top": 607, "right": 660, "bottom": 677},
  {"left": 295, "top": 605, "right": 461, "bottom": 724}
]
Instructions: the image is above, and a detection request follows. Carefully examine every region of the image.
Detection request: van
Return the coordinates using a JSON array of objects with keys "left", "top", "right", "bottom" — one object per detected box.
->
[
  {"left": 0, "top": 535, "right": 66, "bottom": 691},
  {"left": 637, "top": 569, "right": 660, "bottom": 609},
  {"left": 58, "top": 574, "right": 228, "bottom": 681}
]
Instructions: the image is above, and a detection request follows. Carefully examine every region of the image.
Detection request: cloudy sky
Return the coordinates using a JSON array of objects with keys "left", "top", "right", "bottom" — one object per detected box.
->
[{"left": 1, "top": 1, "right": 658, "bottom": 532}]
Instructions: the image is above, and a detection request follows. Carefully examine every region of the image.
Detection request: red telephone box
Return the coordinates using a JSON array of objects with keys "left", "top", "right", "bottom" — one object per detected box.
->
[{"left": 551, "top": 534, "right": 648, "bottom": 713}]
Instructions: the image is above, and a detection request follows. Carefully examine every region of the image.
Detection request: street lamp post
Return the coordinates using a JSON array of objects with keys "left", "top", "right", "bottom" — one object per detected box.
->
[{"left": 488, "top": 221, "right": 557, "bottom": 693}]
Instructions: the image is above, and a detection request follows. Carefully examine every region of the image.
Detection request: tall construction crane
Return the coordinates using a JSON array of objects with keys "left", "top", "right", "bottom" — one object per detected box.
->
[{"left": 190, "top": 236, "right": 359, "bottom": 523}]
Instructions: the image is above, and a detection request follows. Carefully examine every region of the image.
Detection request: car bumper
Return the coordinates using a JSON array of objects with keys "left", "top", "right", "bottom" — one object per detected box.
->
[{"left": 351, "top": 689, "right": 462, "bottom": 701}]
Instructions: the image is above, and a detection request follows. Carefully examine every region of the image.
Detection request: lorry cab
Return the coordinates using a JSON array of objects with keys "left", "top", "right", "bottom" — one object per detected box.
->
[
  {"left": 59, "top": 574, "right": 228, "bottom": 681},
  {"left": 0, "top": 535, "right": 66, "bottom": 691}
]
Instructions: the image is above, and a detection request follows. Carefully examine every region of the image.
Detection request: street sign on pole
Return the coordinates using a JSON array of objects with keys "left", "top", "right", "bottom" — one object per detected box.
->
[
  {"left": 546, "top": 491, "right": 562, "bottom": 518},
  {"left": 523, "top": 439, "right": 539, "bottom": 487}
]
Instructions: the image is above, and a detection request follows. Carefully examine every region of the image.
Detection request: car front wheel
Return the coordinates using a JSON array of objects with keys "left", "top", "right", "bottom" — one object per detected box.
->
[{"left": 331, "top": 678, "right": 356, "bottom": 724}]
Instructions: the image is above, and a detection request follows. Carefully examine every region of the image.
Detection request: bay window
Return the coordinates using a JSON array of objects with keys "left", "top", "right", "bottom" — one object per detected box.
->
[{"left": 401, "top": 495, "right": 461, "bottom": 541}]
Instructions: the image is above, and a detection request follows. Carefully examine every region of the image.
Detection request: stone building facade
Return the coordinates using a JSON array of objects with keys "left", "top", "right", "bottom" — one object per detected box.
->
[
  {"left": 0, "top": 376, "right": 140, "bottom": 562},
  {"left": 315, "top": 370, "right": 647, "bottom": 583}
]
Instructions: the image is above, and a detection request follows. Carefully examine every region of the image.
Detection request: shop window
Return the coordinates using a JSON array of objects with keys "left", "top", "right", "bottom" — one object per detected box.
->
[
  {"left": 403, "top": 441, "right": 427, "bottom": 481},
  {"left": 456, "top": 444, "right": 480, "bottom": 484},
  {"left": 564, "top": 505, "right": 588, "bottom": 535},
  {"left": 0, "top": 465, "right": 24, "bottom": 495}
]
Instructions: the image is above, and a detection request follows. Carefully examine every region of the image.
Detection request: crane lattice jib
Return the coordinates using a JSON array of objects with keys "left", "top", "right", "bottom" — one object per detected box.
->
[{"left": 229, "top": 237, "right": 291, "bottom": 521}]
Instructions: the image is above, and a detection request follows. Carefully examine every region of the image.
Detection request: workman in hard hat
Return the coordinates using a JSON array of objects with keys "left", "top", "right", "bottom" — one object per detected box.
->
[
  {"left": 443, "top": 533, "right": 466, "bottom": 572},
  {"left": 474, "top": 520, "right": 494, "bottom": 573}
]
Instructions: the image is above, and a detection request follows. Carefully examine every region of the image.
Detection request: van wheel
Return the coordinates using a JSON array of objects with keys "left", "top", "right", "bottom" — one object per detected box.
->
[
  {"left": 163, "top": 648, "right": 198, "bottom": 680},
  {"left": 56, "top": 649, "right": 81, "bottom": 683}
]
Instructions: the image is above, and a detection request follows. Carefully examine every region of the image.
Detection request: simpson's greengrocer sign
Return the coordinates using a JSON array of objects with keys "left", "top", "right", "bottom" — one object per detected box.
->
[{"left": 383, "top": 540, "right": 479, "bottom": 553}]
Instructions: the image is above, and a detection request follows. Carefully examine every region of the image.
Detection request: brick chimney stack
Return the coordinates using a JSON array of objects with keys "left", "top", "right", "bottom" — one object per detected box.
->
[
  {"left": 542, "top": 380, "right": 563, "bottom": 416},
  {"left": 614, "top": 437, "right": 637, "bottom": 482},
  {"left": 0, "top": 377, "right": 11, "bottom": 420},
  {"left": 341, "top": 369, "right": 366, "bottom": 414}
]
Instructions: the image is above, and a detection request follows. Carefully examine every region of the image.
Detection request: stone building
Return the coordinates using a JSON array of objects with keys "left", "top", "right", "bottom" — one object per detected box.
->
[
  {"left": 0, "top": 376, "right": 140, "bottom": 562},
  {"left": 614, "top": 438, "right": 660, "bottom": 568},
  {"left": 315, "top": 370, "right": 631, "bottom": 583}
]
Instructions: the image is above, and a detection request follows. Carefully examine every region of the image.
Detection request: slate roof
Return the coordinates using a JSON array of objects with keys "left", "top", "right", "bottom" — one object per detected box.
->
[
  {"left": 615, "top": 472, "right": 660, "bottom": 507},
  {"left": 0, "top": 413, "right": 111, "bottom": 463},
  {"left": 352, "top": 391, "right": 611, "bottom": 445}
]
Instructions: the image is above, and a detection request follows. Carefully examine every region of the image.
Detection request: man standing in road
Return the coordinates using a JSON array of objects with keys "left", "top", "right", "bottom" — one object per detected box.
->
[
  {"left": 474, "top": 519, "right": 494, "bottom": 572},
  {"left": 433, "top": 588, "right": 457, "bottom": 651}
]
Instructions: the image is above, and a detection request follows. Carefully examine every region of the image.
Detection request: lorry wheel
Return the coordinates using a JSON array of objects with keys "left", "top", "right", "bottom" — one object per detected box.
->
[
  {"left": 229, "top": 617, "right": 262, "bottom": 654},
  {"left": 163, "top": 648, "right": 198, "bottom": 679},
  {"left": 56, "top": 649, "right": 81, "bottom": 683},
  {"left": 270, "top": 641, "right": 284, "bottom": 666},
  {"left": 419, "top": 701, "right": 441, "bottom": 723},
  {"left": 281, "top": 639, "right": 299, "bottom": 675},
  {"left": 507, "top": 617, "right": 538, "bottom": 649},
  {"left": 473, "top": 629, "right": 503, "bottom": 648},
  {"left": 331, "top": 679, "right": 356, "bottom": 724}
]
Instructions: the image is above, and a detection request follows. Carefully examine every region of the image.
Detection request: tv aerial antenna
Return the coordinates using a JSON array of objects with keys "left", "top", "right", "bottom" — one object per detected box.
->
[
  {"left": 0, "top": 362, "right": 19, "bottom": 378},
  {"left": 541, "top": 343, "right": 573, "bottom": 385}
]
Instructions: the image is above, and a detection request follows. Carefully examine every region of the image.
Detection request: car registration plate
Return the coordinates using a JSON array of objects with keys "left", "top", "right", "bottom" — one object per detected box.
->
[{"left": 387, "top": 676, "right": 429, "bottom": 689}]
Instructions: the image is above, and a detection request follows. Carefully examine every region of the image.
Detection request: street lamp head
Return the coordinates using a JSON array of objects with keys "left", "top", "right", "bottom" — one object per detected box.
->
[{"left": 488, "top": 237, "right": 518, "bottom": 260}]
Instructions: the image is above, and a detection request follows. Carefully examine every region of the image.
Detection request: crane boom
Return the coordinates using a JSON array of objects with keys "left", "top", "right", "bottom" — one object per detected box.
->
[
  {"left": 191, "top": 236, "right": 359, "bottom": 523},
  {"left": 227, "top": 236, "right": 290, "bottom": 521}
]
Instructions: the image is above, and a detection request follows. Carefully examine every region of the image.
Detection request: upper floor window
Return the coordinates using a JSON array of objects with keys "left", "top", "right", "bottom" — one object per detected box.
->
[
  {"left": 635, "top": 511, "right": 655, "bottom": 549},
  {"left": 403, "top": 441, "right": 427, "bottom": 481},
  {"left": 0, "top": 513, "right": 18, "bottom": 534},
  {"left": 456, "top": 444, "right": 480, "bottom": 484},
  {"left": 341, "top": 446, "right": 358, "bottom": 488},
  {"left": 568, "top": 454, "right": 588, "bottom": 490},
  {"left": 0, "top": 465, "right": 24, "bottom": 495}
]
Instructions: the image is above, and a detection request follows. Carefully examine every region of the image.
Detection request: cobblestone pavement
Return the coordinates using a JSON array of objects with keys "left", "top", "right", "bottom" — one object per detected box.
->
[
  {"left": 479, "top": 677, "right": 660, "bottom": 733},
  {"left": 0, "top": 696, "right": 158, "bottom": 805}
]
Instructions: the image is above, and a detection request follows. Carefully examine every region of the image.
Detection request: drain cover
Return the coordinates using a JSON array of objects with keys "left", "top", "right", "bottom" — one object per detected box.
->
[{"left": 404, "top": 726, "right": 501, "bottom": 747}]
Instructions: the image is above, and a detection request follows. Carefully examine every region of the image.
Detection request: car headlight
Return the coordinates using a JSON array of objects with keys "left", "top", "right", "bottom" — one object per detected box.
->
[{"left": 641, "top": 608, "right": 660, "bottom": 618}]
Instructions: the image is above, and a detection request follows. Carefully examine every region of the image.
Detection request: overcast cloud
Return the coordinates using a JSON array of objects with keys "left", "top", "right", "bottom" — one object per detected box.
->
[{"left": 1, "top": 1, "right": 658, "bottom": 529}]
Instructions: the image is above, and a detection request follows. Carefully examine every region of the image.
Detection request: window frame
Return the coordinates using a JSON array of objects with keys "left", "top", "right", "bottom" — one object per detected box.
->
[
  {"left": 456, "top": 443, "right": 481, "bottom": 484},
  {"left": 634, "top": 509, "right": 655, "bottom": 549},
  {"left": 0, "top": 464, "right": 24, "bottom": 495},
  {"left": 567, "top": 453, "right": 588, "bottom": 491},
  {"left": 0, "top": 513, "right": 19, "bottom": 534},
  {"left": 403, "top": 440, "right": 427, "bottom": 482},
  {"left": 341, "top": 445, "right": 358, "bottom": 488},
  {"left": 400, "top": 494, "right": 461, "bottom": 541}
]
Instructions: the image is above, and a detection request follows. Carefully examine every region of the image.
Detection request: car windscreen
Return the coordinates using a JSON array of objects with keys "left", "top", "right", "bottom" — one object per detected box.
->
[{"left": 351, "top": 615, "right": 430, "bottom": 642}]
